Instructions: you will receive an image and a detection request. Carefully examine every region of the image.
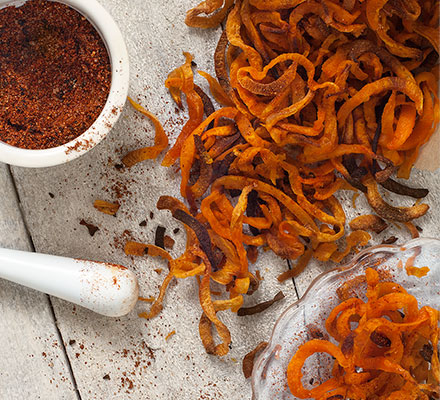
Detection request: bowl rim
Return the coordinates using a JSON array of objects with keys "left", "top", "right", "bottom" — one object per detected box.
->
[
  {"left": 0, "top": 0, "right": 130, "bottom": 168},
  {"left": 251, "top": 237, "right": 440, "bottom": 397}
]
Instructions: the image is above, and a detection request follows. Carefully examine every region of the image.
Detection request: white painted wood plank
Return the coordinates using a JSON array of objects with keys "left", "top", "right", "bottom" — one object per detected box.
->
[
  {"left": 0, "top": 163, "right": 77, "bottom": 400},
  {"left": 9, "top": 1, "right": 297, "bottom": 399},
  {"left": 7, "top": 0, "right": 440, "bottom": 398}
]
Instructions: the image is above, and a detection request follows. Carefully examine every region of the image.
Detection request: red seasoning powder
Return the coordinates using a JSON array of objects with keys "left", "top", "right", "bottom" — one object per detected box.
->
[{"left": 0, "top": 0, "right": 111, "bottom": 149}]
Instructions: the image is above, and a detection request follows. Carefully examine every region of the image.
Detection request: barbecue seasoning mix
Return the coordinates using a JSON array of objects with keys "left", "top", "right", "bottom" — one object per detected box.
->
[{"left": 0, "top": 0, "right": 111, "bottom": 149}]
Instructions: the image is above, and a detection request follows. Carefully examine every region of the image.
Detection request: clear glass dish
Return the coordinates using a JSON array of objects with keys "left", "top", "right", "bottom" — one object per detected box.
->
[{"left": 251, "top": 237, "right": 440, "bottom": 400}]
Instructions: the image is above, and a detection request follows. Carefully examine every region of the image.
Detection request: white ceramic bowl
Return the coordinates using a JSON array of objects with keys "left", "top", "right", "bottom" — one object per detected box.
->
[{"left": 0, "top": 0, "right": 129, "bottom": 168}]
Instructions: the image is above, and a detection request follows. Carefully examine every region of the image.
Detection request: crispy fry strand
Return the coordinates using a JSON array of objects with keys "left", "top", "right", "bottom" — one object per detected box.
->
[
  {"left": 287, "top": 268, "right": 439, "bottom": 399},
  {"left": 364, "top": 176, "right": 429, "bottom": 222},
  {"left": 128, "top": 0, "right": 440, "bottom": 357},
  {"left": 93, "top": 199, "right": 119, "bottom": 216},
  {"left": 122, "top": 97, "right": 168, "bottom": 167}
]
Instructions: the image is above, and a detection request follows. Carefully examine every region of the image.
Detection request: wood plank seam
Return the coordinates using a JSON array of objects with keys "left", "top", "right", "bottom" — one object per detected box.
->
[
  {"left": 8, "top": 165, "right": 82, "bottom": 400},
  {"left": 47, "top": 297, "right": 83, "bottom": 400},
  {"left": 287, "top": 259, "right": 300, "bottom": 299}
]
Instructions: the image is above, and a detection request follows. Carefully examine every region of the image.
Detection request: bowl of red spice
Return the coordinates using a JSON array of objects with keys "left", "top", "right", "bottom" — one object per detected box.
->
[{"left": 0, "top": 0, "right": 129, "bottom": 167}]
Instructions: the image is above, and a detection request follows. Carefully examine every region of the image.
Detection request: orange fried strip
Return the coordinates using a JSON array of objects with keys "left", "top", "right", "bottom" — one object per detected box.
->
[
  {"left": 93, "top": 199, "right": 119, "bottom": 216},
  {"left": 122, "top": 97, "right": 168, "bottom": 167},
  {"left": 129, "top": 0, "right": 440, "bottom": 359},
  {"left": 287, "top": 268, "right": 439, "bottom": 399}
]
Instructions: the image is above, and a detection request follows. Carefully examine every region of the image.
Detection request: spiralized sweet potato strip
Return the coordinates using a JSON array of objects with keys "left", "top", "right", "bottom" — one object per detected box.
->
[
  {"left": 242, "top": 341, "right": 268, "bottom": 379},
  {"left": 198, "top": 71, "right": 234, "bottom": 106},
  {"left": 330, "top": 230, "right": 371, "bottom": 263},
  {"left": 139, "top": 272, "right": 174, "bottom": 320},
  {"left": 212, "top": 175, "right": 329, "bottom": 238},
  {"left": 337, "top": 77, "right": 423, "bottom": 126},
  {"left": 128, "top": 0, "right": 440, "bottom": 357},
  {"left": 287, "top": 268, "right": 439, "bottom": 398},
  {"left": 122, "top": 98, "right": 168, "bottom": 167},
  {"left": 364, "top": 175, "right": 429, "bottom": 222},
  {"left": 162, "top": 53, "right": 204, "bottom": 167},
  {"left": 413, "top": 23, "right": 439, "bottom": 53},
  {"left": 229, "top": 184, "right": 254, "bottom": 278},
  {"left": 249, "top": 0, "right": 306, "bottom": 10},
  {"left": 190, "top": 135, "right": 214, "bottom": 198},
  {"left": 277, "top": 248, "right": 313, "bottom": 281},
  {"left": 349, "top": 215, "right": 388, "bottom": 234},
  {"left": 180, "top": 108, "right": 238, "bottom": 197},
  {"left": 287, "top": 340, "right": 349, "bottom": 398},
  {"left": 237, "top": 290, "right": 285, "bottom": 316},
  {"left": 170, "top": 259, "right": 206, "bottom": 278},
  {"left": 226, "top": 0, "right": 263, "bottom": 70},
  {"left": 387, "top": 104, "right": 418, "bottom": 150},
  {"left": 124, "top": 241, "right": 173, "bottom": 261},
  {"left": 365, "top": 0, "right": 422, "bottom": 59},
  {"left": 199, "top": 273, "right": 231, "bottom": 356},
  {"left": 186, "top": 0, "right": 234, "bottom": 28},
  {"left": 380, "top": 179, "right": 428, "bottom": 199},
  {"left": 93, "top": 199, "right": 119, "bottom": 216}
]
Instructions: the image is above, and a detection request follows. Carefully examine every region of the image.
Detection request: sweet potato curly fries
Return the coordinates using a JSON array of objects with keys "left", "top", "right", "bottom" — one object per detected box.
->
[
  {"left": 124, "top": 0, "right": 439, "bottom": 355},
  {"left": 287, "top": 268, "right": 439, "bottom": 399}
]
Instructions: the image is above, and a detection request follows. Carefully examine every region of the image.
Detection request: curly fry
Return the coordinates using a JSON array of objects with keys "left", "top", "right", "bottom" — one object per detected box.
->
[
  {"left": 349, "top": 215, "right": 388, "bottom": 234},
  {"left": 364, "top": 176, "right": 429, "bottom": 222},
  {"left": 287, "top": 268, "right": 439, "bottom": 399},
  {"left": 185, "top": 0, "right": 234, "bottom": 28},
  {"left": 122, "top": 97, "right": 168, "bottom": 167},
  {"left": 93, "top": 199, "right": 119, "bottom": 216},
  {"left": 242, "top": 341, "right": 268, "bottom": 379},
  {"left": 129, "top": 0, "right": 439, "bottom": 356}
]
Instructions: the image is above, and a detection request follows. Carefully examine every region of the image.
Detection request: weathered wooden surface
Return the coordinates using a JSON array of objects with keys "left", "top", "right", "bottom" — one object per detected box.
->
[
  {"left": 9, "top": 1, "right": 296, "bottom": 398},
  {"left": 5, "top": 0, "right": 440, "bottom": 399},
  {"left": 0, "top": 163, "right": 77, "bottom": 399}
]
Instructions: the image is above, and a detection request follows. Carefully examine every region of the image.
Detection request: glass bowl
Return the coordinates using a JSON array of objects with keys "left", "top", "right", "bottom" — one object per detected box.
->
[{"left": 251, "top": 237, "right": 440, "bottom": 399}]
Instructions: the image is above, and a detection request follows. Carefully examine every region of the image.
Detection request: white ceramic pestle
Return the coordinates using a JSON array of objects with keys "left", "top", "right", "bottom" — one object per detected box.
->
[{"left": 0, "top": 248, "right": 139, "bottom": 317}]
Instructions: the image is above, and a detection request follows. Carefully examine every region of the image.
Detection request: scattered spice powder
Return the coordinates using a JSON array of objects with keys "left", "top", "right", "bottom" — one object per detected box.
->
[
  {"left": 0, "top": 0, "right": 111, "bottom": 149},
  {"left": 306, "top": 324, "right": 329, "bottom": 341}
]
